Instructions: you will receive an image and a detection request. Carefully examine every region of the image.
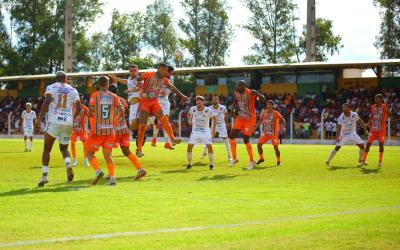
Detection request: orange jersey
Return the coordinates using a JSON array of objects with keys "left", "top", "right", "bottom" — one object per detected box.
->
[
  {"left": 259, "top": 110, "right": 283, "bottom": 136},
  {"left": 370, "top": 103, "right": 388, "bottom": 132},
  {"left": 88, "top": 90, "right": 121, "bottom": 136},
  {"left": 72, "top": 105, "right": 88, "bottom": 133},
  {"left": 234, "top": 88, "right": 256, "bottom": 120},
  {"left": 139, "top": 72, "right": 170, "bottom": 101},
  {"left": 114, "top": 97, "right": 129, "bottom": 135}
]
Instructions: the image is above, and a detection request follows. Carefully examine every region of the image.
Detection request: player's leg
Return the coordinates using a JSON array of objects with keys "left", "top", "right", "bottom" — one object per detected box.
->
[
  {"left": 223, "top": 137, "right": 232, "bottom": 162},
  {"left": 137, "top": 109, "right": 150, "bottom": 156},
  {"left": 152, "top": 119, "right": 161, "bottom": 146},
  {"left": 244, "top": 135, "right": 255, "bottom": 170},
  {"left": 59, "top": 143, "right": 74, "bottom": 181},
  {"left": 256, "top": 137, "right": 267, "bottom": 165},
  {"left": 229, "top": 128, "right": 240, "bottom": 166},
  {"left": 29, "top": 136, "right": 33, "bottom": 151},
  {"left": 186, "top": 143, "right": 194, "bottom": 169},
  {"left": 362, "top": 132, "right": 375, "bottom": 165},
  {"left": 82, "top": 139, "right": 89, "bottom": 166},
  {"left": 200, "top": 144, "right": 207, "bottom": 159},
  {"left": 378, "top": 142, "right": 384, "bottom": 167},
  {"left": 70, "top": 134, "right": 77, "bottom": 166},
  {"left": 326, "top": 145, "right": 341, "bottom": 166},
  {"left": 23, "top": 134, "right": 28, "bottom": 152},
  {"left": 86, "top": 136, "right": 104, "bottom": 184},
  {"left": 356, "top": 143, "right": 364, "bottom": 167},
  {"left": 206, "top": 144, "right": 214, "bottom": 170},
  {"left": 38, "top": 132, "right": 56, "bottom": 187},
  {"left": 102, "top": 147, "right": 116, "bottom": 185},
  {"left": 155, "top": 109, "right": 181, "bottom": 146},
  {"left": 272, "top": 137, "right": 281, "bottom": 166}
]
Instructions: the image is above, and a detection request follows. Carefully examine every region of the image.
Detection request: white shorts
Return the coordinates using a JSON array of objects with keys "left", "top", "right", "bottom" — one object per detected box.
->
[
  {"left": 23, "top": 126, "right": 34, "bottom": 137},
  {"left": 159, "top": 99, "right": 170, "bottom": 116},
  {"left": 188, "top": 131, "right": 212, "bottom": 145},
  {"left": 215, "top": 126, "right": 228, "bottom": 138},
  {"left": 336, "top": 132, "right": 364, "bottom": 146},
  {"left": 46, "top": 122, "right": 72, "bottom": 145},
  {"left": 129, "top": 103, "right": 139, "bottom": 124}
]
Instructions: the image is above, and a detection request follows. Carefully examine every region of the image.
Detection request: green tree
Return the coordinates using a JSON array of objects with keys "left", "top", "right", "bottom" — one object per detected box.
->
[
  {"left": 298, "top": 18, "right": 342, "bottom": 61},
  {"left": 374, "top": 0, "right": 400, "bottom": 75},
  {"left": 242, "top": 0, "right": 297, "bottom": 64},
  {"left": 4, "top": 0, "right": 102, "bottom": 74},
  {"left": 179, "top": 0, "right": 232, "bottom": 66},
  {"left": 145, "top": 0, "right": 177, "bottom": 63}
]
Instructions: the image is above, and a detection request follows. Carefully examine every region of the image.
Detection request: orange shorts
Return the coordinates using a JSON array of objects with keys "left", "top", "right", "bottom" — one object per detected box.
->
[
  {"left": 259, "top": 135, "right": 279, "bottom": 146},
  {"left": 87, "top": 134, "right": 115, "bottom": 152},
  {"left": 368, "top": 131, "right": 386, "bottom": 144},
  {"left": 113, "top": 133, "right": 131, "bottom": 148},
  {"left": 233, "top": 117, "right": 256, "bottom": 136},
  {"left": 139, "top": 99, "right": 163, "bottom": 116},
  {"left": 71, "top": 131, "right": 88, "bottom": 142}
]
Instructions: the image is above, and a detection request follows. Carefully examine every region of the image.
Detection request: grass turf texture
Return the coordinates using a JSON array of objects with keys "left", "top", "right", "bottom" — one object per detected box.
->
[{"left": 0, "top": 138, "right": 399, "bottom": 249}]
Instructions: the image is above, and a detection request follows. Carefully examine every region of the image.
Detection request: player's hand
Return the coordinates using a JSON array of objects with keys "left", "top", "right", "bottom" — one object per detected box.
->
[
  {"left": 181, "top": 95, "right": 189, "bottom": 103},
  {"left": 282, "top": 128, "right": 286, "bottom": 135},
  {"left": 35, "top": 119, "right": 41, "bottom": 128},
  {"left": 107, "top": 74, "right": 117, "bottom": 82}
]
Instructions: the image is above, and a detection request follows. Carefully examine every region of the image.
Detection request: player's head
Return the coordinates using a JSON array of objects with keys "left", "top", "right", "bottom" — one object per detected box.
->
[
  {"left": 212, "top": 95, "right": 219, "bottom": 105},
  {"left": 342, "top": 103, "right": 351, "bottom": 113},
  {"left": 108, "top": 84, "right": 118, "bottom": 95},
  {"left": 167, "top": 65, "right": 174, "bottom": 78},
  {"left": 129, "top": 64, "right": 138, "bottom": 78},
  {"left": 375, "top": 94, "right": 383, "bottom": 104},
  {"left": 25, "top": 102, "right": 32, "bottom": 111},
  {"left": 196, "top": 95, "right": 205, "bottom": 108},
  {"left": 156, "top": 62, "right": 169, "bottom": 78},
  {"left": 55, "top": 71, "right": 67, "bottom": 83},
  {"left": 266, "top": 100, "right": 274, "bottom": 111},
  {"left": 235, "top": 80, "right": 246, "bottom": 93},
  {"left": 98, "top": 76, "right": 109, "bottom": 91}
]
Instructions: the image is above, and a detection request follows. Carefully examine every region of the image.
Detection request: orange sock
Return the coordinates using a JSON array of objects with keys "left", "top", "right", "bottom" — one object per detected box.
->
[
  {"left": 259, "top": 154, "right": 264, "bottom": 160},
  {"left": 362, "top": 152, "right": 368, "bottom": 162},
  {"left": 127, "top": 153, "right": 142, "bottom": 170},
  {"left": 379, "top": 152, "right": 383, "bottom": 161},
  {"left": 107, "top": 162, "right": 115, "bottom": 177},
  {"left": 71, "top": 142, "right": 76, "bottom": 158},
  {"left": 89, "top": 157, "right": 100, "bottom": 171},
  {"left": 159, "top": 115, "right": 175, "bottom": 140},
  {"left": 245, "top": 143, "right": 254, "bottom": 161},
  {"left": 137, "top": 124, "right": 146, "bottom": 151},
  {"left": 230, "top": 139, "right": 237, "bottom": 160}
]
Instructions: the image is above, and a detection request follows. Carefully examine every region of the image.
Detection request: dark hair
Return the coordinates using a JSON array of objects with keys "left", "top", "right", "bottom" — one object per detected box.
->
[
  {"left": 157, "top": 62, "right": 168, "bottom": 68},
  {"left": 108, "top": 84, "right": 118, "bottom": 94},
  {"left": 168, "top": 65, "right": 175, "bottom": 72},
  {"left": 236, "top": 80, "right": 246, "bottom": 86},
  {"left": 195, "top": 95, "right": 205, "bottom": 101},
  {"left": 342, "top": 103, "right": 350, "bottom": 107},
  {"left": 98, "top": 76, "right": 109, "bottom": 87},
  {"left": 375, "top": 94, "right": 383, "bottom": 100},
  {"left": 129, "top": 64, "right": 138, "bottom": 69},
  {"left": 267, "top": 100, "right": 274, "bottom": 105}
]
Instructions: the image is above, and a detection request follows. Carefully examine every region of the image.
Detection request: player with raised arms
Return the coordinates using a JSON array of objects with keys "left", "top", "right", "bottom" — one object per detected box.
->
[
  {"left": 229, "top": 80, "right": 266, "bottom": 169},
  {"left": 186, "top": 96, "right": 217, "bottom": 170},
  {"left": 36, "top": 71, "right": 81, "bottom": 187},
  {"left": 325, "top": 103, "right": 368, "bottom": 167}
]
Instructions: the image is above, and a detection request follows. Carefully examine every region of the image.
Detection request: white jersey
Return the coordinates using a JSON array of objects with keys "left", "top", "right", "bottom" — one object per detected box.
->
[
  {"left": 127, "top": 76, "right": 140, "bottom": 101},
  {"left": 209, "top": 104, "right": 227, "bottom": 128},
  {"left": 21, "top": 110, "right": 36, "bottom": 127},
  {"left": 46, "top": 82, "right": 79, "bottom": 126},
  {"left": 338, "top": 111, "right": 359, "bottom": 135},
  {"left": 159, "top": 76, "right": 173, "bottom": 101},
  {"left": 189, "top": 106, "right": 215, "bottom": 133}
]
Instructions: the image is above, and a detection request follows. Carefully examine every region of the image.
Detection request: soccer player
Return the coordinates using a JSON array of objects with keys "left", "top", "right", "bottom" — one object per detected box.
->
[
  {"left": 108, "top": 84, "right": 147, "bottom": 180},
  {"left": 325, "top": 103, "right": 368, "bottom": 166},
  {"left": 71, "top": 103, "right": 89, "bottom": 167},
  {"left": 229, "top": 80, "right": 266, "bottom": 169},
  {"left": 135, "top": 63, "right": 188, "bottom": 157},
  {"left": 361, "top": 94, "right": 391, "bottom": 167},
  {"left": 21, "top": 102, "right": 36, "bottom": 152},
  {"left": 200, "top": 95, "right": 232, "bottom": 162},
  {"left": 186, "top": 96, "right": 217, "bottom": 170},
  {"left": 151, "top": 65, "right": 175, "bottom": 150},
  {"left": 36, "top": 71, "right": 81, "bottom": 187},
  {"left": 86, "top": 76, "right": 123, "bottom": 186},
  {"left": 255, "top": 100, "right": 286, "bottom": 167}
]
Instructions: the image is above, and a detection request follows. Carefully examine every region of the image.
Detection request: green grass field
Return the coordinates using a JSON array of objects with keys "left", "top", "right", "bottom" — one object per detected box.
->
[{"left": 0, "top": 138, "right": 399, "bottom": 249}]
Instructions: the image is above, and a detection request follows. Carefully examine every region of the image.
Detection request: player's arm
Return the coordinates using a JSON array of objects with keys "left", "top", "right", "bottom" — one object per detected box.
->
[
  {"left": 254, "top": 115, "right": 264, "bottom": 131},
  {"left": 357, "top": 119, "right": 369, "bottom": 134},
  {"left": 229, "top": 99, "right": 238, "bottom": 116},
  {"left": 188, "top": 112, "right": 193, "bottom": 127},
  {"left": 251, "top": 89, "right": 266, "bottom": 103},
  {"left": 36, "top": 94, "right": 51, "bottom": 127},
  {"left": 335, "top": 124, "right": 341, "bottom": 142},
  {"left": 211, "top": 115, "right": 217, "bottom": 137},
  {"left": 73, "top": 99, "right": 82, "bottom": 118},
  {"left": 280, "top": 117, "right": 287, "bottom": 134},
  {"left": 108, "top": 74, "right": 128, "bottom": 84},
  {"left": 166, "top": 81, "right": 188, "bottom": 102}
]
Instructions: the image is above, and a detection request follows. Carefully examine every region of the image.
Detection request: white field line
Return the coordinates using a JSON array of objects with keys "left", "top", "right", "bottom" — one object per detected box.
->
[{"left": 1, "top": 205, "right": 399, "bottom": 248}]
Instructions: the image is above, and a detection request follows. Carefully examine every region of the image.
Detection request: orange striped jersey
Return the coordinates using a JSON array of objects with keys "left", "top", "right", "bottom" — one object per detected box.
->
[
  {"left": 370, "top": 103, "right": 388, "bottom": 132},
  {"left": 88, "top": 90, "right": 121, "bottom": 136},
  {"left": 259, "top": 109, "right": 283, "bottom": 136},
  {"left": 139, "top": 72, "right": 170, "bottom": 100},
  {"left": 234, "top": 88, "right": 256, "bottom": 120},
  {"left": 114, "top": 96, "right": 129, "bottom": 135},
  {"left": 72, "top": 105, "right": 88, "bottom": 133}
]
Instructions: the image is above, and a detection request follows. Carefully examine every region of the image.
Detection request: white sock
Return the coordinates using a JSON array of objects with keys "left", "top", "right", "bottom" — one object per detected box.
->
[
  {"left": 42, "top": 166, "right": 49, "bottom": 176},
  {"left": 203, "top": 145, "right": 207, "bottom": 155},
  {"left": 64, "top": 157, "right": 72, "bottom": 168},
  {"left": 224, "top": 139, "right": 232, "bottom": 160},
  {"left": 96, "top": 169, "right": 102, "bottom": 175},
  {"left": 208, "top": 153, "right": 214, "bottom": 165},
  {"left": 327, "top": 150, "right": 337, "bottom": 162},
  {"left": 359, "top": 149, "right": 364, "bottom": 162},
  {"left": 24, "top": 140, "right": 27, "bottom": 150},
  {"left": 187, "top": 152, "right": 192, "bottom": 165},
  {"left": 29, "top": 141, "right": 33, "bottom": 150}
]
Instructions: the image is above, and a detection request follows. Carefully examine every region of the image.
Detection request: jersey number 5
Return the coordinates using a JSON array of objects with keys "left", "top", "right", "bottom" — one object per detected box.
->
[
  {"left": 101, "top": 105, "right": 110, "bottom": 119},
  {"left": 57, "top": 94, "right": 68, "bottom": 109}
]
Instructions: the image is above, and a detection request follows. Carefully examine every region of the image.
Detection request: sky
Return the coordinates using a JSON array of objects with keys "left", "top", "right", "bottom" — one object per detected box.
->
[{"left": 91, "top": 0, "right": 382, "bottom": 66}]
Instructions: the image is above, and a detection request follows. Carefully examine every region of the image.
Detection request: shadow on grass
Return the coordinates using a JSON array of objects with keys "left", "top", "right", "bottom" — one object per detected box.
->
[
  {"left": 0, "top": 185, "right": 90, "bottom": 198},
  {"left": 0, "top": 151, "right": 27, "bottom": 154},
  {"left": 241, "top": 165, "right": 279, "bottom": 171},
  {"left": 360, "top": 167, "right": 381, "bottom": 174},
  {"left": 29, "top": 165, "right": 67, "bottom": 169},
  {"left": 197, "top": 174, "right": 241, "bottom": 181},
  {"left": 161, "top": 168, "right": 209, "bottom": 174},
  {"left": 327, "top": 165, "right": 359, "bottom": 171}
]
